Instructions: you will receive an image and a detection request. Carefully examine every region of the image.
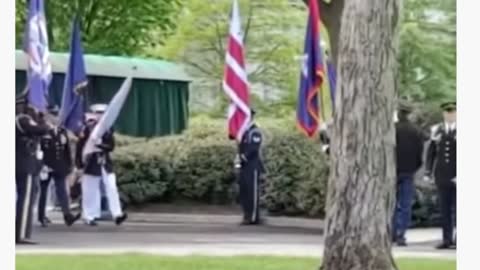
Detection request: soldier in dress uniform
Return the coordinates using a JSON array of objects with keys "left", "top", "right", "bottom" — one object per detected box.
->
[
  {"left": 237, "top": 110, "right": 265, "bottom": 225},
  {"left": 37, "top": 105, "right": 81, "bottom": 227},
  {"left": 15, "top": 92, "right": 51, "bottom": 244},
  {"left": 75, "top": 104, "right": 127, "bottom": 226},
  {"left": 425, "top": 101, "right": 456, "bottom": 249}
]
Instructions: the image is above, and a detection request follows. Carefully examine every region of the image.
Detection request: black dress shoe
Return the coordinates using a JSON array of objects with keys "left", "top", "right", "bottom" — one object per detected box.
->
[
  {"left": 16, "top": 239, "right": 37, "bottom": 245},
  {"left": 86, "top": 220, "right": 98, "bottom": 226},
  {"left": 115, "top": 213, "right": 128, "bottom": 226},
  {"left": 396, "top": 238, "right": 408, "bottom": 247},
  {"left": 64, "top": 213, "right": 81, "bottom": 226},
  {"left": 39, "top": 219, "right": 49, "bottom": 228},
  {"left": 240, "top": 219, "right": 263, "bottom": 226},
  {"left": 240, "top": 220, "right": 252, "bottom": 225},
  {"left": 436, "top": 242, "right": 453, "bottom": 249}
]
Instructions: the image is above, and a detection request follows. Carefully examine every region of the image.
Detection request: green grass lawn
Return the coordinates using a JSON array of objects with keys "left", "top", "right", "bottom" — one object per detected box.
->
[{"left": 15, "top": 255, "right": 456, "bottom": 270}]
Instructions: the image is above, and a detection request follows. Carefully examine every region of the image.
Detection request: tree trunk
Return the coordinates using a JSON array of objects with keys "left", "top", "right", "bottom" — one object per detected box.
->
[
  {"left": 317, "top": 0, "right": 344, "bottom": 66},
  {"left": 321, "top": 0, "right": 402, "bottom": 269}
]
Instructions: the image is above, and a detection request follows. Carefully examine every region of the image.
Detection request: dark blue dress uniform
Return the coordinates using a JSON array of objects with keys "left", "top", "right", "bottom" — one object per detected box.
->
[
  {"left": 425, "top": 106, "right": 456, "bottom": 249},
  {"left": 15, "top": 108, "right": 50, "bottom": 244},
  {"left": 37, "top": 126, "right": 80, "bottom": 226},
  {"left": 238, "top": 124, "right": 265, "bottom": 225}
]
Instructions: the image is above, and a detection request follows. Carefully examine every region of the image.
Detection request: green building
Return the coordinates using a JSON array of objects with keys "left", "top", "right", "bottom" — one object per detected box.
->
[{"left": 15, "top": 50, "right": 191, "bottom": 137}]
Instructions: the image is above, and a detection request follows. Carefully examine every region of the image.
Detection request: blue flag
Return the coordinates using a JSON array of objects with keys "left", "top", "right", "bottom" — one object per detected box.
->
[
  {"left": 23, "top": 0, "right": 52, "bottom": 112},
  {"left": 59, "top": 16, "right": 87, "bottom": 134},
  {"left": 296, "top": 0, "right": 325, "bottom": 137}
]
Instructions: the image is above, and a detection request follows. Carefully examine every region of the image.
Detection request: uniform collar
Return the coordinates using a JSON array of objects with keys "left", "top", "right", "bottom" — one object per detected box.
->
[{"left": 444, "top": 122, "right": 456, "bottom": 131}]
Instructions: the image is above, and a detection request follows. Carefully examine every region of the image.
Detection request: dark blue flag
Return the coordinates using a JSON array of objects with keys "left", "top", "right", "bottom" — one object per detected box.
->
[
  {"left": 23, "top": 0, "right": 52, "bottom": 111},
  {"left": 296, "top": 0, "right": 325, "bottom": 137},
  {"left": 59, "top": 16, "right": 87, "bottom": 134}
]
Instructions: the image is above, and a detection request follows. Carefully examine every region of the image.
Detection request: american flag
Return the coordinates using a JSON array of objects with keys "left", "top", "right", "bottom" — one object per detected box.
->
[
  {"left": 223, "top": 0, "right": 251, "bottom": 142},
  {"left": 23, "top": 0, "right": 52, "bottom": 112}
]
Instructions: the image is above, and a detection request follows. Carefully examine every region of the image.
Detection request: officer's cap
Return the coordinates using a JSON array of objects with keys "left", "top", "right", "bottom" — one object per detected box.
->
[
  {"left": 440, "top": 101, "right": 456, "bottom": 112},
  {"left": 90, "top": 103, "right": 108, "bottom": 114}
]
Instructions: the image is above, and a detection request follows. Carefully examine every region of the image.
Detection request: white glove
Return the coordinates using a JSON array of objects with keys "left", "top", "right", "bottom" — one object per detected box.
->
[
  {"left": 36, "top": 148, "right": 44, "bottom": 160},
  {"left": 423, "top": 175, "right": 432, "bottom": 182},
  {"left": 321, "top": 145, "right": 329, "bottom": 153},
  {"left": 39, "top": 166, "right": 50, "bottom": 181},
  {"left": 452, "top": 177, "right": 456, "bottom": 184}
]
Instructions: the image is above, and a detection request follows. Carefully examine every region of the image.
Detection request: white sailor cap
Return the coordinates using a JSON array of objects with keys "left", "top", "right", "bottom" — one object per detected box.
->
[{"left": 90, "top": 103, "right": 108, "bottom": 113}]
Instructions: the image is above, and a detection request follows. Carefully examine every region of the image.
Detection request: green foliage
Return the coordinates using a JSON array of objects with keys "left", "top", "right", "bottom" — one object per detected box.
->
[
  {"left": 114, "top": 142, "right": 175, "bottom": 204},
  {"left": 412, "top": 182, "right": 441, "bottom": 227},
  {"left": 398, "top": 0, "right": 456, "bottom": 106},
  {"left": 152, "top": 0, "right": 306, "bottom": 113},
  {"left": 113, "top": 116, "right": 439, "bottom": 226},
  {"left": 113, "top": 116, "right": 329, "bottom": 216},
  {"left": 15, "top": 0, "right": 181, "bottom": 56},
  {"left": 262, "top": 130, "right": 328, "bottom": 216}
]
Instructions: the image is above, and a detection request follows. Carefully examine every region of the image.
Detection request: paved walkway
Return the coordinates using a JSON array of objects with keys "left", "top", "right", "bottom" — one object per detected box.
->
[{"left": 16, "top": 213, "right": 456, "bottom": 260}]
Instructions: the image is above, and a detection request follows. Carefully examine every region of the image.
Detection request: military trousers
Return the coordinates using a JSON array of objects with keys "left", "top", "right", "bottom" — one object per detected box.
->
[
  {"left": 239, "top": 166, "right": 260, "bottom": 224},
  {"left": 81, "top": 168, "right": 123, "bottom": 222},
  {"left": 437, "top": 181, "right": 456, "bottom": 244},
  {"left": 38, "top": 171, "right": 72, "bottom": 222},
  {"left": 16, "top": 171, "right": 38, "bottom": 242}
]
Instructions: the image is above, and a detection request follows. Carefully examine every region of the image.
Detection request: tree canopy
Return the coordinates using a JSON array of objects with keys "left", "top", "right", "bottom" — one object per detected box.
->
[
  {"left": 15, "top": 0, "right": 456, "bottom": 116},
  {"left": 398, "top": 0, "right": 456, "bottom": 108},
  {"left": 151, "top": 0, "right": 306, "bottom": 115},
  {"left": 15, "top": 0, "right": 181, "bottom": 56}
]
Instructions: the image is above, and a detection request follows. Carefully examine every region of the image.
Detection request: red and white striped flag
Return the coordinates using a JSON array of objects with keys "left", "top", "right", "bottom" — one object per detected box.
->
[{"left": 223, "top": 0, "right": 251, "bottom": 141}]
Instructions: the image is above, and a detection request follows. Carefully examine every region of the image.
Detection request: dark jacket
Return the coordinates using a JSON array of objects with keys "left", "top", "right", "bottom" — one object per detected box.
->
[
  {"left": 75, "top": 124, "right": 115, "bottom": 176},
  {"left": 239, "top": 124, "right": 265, "bottom": 173},
  {"left": 40, "top": 127, "right": 73, "bottom": 176},
  {"left": 16, "top": 113, "right": 50, "bottom": 175},
  {"left": 395, "top": 119, "right": 425, "bottom": 175},
  {"left": 425, "top": 123, "right": 456, "bottom": 186}
]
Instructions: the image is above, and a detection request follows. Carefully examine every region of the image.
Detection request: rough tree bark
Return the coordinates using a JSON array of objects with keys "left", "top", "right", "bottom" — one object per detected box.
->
[{"left": 321, "top": 0, "right": 402, "bottom": 269}]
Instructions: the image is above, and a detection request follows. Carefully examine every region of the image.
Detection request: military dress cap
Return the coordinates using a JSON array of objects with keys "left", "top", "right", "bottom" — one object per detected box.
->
[
  {"left": 89, "top": 103, "right": 108, "bottom": 113},
  {"left": 440, "top": 101, "right": 456, "bottom": 111}
]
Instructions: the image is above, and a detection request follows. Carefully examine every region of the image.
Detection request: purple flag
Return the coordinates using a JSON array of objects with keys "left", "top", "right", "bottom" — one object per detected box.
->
[{"left": 23, "top": 0, "right": 52, "bottom": 112}]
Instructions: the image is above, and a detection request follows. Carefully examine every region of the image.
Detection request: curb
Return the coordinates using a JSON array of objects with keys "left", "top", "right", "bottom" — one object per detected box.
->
[{"left": 49, "top": 211, "right": 325, "bottom": 230}]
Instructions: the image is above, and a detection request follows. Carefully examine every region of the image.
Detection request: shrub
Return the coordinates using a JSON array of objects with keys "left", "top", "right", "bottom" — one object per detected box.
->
[
  {"left": 113, "top": 143, "right": 174, "bottom": 204},
  {"left": 113, "top": 116, "right": 440, "bottom": 227},
  {"left": 113, "top": 116, "right": 328, "bottom": 215}
]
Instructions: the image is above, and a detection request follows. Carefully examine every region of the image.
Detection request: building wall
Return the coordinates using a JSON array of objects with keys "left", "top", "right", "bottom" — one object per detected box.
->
[{"left": 16, "top": 70, "right": 190, "bottom": 137}]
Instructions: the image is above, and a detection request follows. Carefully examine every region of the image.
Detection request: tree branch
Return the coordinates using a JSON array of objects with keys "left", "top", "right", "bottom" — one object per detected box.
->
[
  {"left": 182, "top": 58, "right": 218, "bottom": 77},
  {"left": 243, "top": 1, "right": 254, "bottom": 46}
]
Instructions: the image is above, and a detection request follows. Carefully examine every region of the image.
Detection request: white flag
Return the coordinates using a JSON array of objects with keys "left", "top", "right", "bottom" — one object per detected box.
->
[{"left": 82, "top": 76, "right": 133, "bottom": 161}]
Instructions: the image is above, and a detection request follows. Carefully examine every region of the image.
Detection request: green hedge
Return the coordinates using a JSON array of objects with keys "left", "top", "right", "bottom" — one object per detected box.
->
[{"left": 113, "top": 116, "right": 440, "bottom": 226}]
